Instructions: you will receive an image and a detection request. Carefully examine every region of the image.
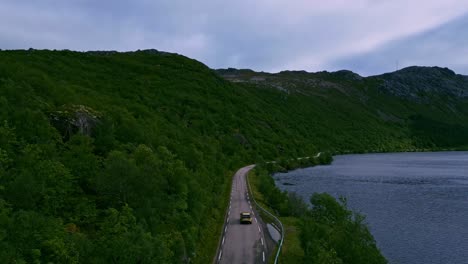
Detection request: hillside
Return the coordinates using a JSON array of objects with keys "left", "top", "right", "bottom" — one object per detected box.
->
[
  {"left": 0, "top": 49, "right": 468, "bottom": 263},
  {"left": 217, "top": 66, "right": 468, "bottom": 149}
]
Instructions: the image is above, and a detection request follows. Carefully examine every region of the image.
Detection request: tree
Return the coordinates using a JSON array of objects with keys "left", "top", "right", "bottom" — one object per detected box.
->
[
  {"left": 92, "top": 205, "right": 170, "bottom": 264},
  {"left": 300, "top": 193, "right": 387, "bottom": 264}
]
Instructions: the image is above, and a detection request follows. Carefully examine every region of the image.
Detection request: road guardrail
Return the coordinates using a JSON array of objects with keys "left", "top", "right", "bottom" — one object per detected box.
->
[{"left": 245, "top": 165, "right": 284, "bottom": 264}]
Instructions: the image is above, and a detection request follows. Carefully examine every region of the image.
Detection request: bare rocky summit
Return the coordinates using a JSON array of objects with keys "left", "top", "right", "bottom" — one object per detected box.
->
[
  {"left": 217, "top": 66, "right": 468, "bottom": 102},
  {"left": 372, "top": 66, "right": 468, "bottom": 100}
]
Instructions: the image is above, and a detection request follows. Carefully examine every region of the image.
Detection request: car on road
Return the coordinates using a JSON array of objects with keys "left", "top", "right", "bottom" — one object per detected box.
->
[{"left": 240, "top": 212, "right": 253, "bottom": 224}]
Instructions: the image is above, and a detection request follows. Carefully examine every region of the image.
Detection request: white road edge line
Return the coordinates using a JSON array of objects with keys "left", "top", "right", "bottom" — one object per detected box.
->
[
  {"left": 255, "top": 218, "right": 258, "bottom": 223},
  {"left": 262, "top": 251, "right": 265, "bottom": 262},
  {"left": 225, "top": 226, "right": 227, "bottom": 232},
  {"left": 219, "top": 250, "right": 222, "bottom": 261},
  {"left": 222, "top": 237, "right": 225, "bottom": 245},
  {"left": 261, "top": 238, "right": 264, "bottom": 245},
  {"left": 258, "top": 225, "right": 261, "bottom": 232}
]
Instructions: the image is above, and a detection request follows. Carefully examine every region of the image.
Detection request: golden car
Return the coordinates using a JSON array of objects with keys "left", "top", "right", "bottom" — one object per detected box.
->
[{"left": 240, "top": 212, "right": 253, "bottom": 224}]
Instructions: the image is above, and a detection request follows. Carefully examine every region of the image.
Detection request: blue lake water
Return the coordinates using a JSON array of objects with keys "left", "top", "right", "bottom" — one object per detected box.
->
[{"left": 274, "top": 152, "right": 468, "bottom": 264}]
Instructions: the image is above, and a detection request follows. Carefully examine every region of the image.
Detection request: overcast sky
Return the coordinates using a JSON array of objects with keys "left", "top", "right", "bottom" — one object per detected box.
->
[{"left": 1, "top": 0, "right": 468, "bottom": 76}]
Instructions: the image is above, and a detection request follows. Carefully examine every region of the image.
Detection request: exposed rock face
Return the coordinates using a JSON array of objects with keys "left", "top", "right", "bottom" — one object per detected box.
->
[
  {"left": 49, "top": 105, "right": 101, "bottom": 140},
  {"left": 215, "top": 68, "right": 358, "bottom": 95},
  {"left": 372, "top": 66, "right": 468, "bottom": 100},
  {"left": 233, "top": 133, "right": 249, "bottom": 147},
  {"left": 217, "top": 66, "right": 468, "bottom": 102}
]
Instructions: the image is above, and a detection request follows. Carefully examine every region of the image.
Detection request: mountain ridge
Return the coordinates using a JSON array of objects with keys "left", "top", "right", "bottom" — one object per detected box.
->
[{"left": 216, "top": 65, "right": 468, "bottom": 100}]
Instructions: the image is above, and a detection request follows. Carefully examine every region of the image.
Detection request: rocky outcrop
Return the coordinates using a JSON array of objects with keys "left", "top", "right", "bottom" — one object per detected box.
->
[
  {"left": 372, "top": 66, "right": 468, "bottom": 100},
  {"left": 217, "top": 66, "right": 468, "bottom": 102},
  {"left": 49, "top": 105, "right": 101, "bottom": 140}
]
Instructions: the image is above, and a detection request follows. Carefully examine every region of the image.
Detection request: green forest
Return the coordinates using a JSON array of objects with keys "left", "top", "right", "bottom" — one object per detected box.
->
[{"left": 1, "top": 49, "right": 468, "bottom": 263}]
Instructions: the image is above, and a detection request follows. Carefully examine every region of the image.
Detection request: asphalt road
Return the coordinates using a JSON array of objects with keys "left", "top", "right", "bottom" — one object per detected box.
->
[{"left": 217, "top": 165, "right": 268, "bottom": 264}]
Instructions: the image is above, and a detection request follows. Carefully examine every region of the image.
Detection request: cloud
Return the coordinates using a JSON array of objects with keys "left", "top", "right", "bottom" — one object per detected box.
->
[
  {"left": 329, "top": 13, "right": 468, "bottom": 76},
  {"left": 1, "top": 0, "right": 468, "bottom": 74}
]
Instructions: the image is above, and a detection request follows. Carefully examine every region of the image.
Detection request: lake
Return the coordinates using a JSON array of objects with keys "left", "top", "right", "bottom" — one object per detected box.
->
[{"left": 274, "top": 152, "right": 468, "bottom": 264}]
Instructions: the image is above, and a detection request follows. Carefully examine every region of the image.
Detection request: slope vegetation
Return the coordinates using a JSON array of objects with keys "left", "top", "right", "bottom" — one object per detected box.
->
[{"left": 0, "top": 49, "right": 467, "bottom": 263}]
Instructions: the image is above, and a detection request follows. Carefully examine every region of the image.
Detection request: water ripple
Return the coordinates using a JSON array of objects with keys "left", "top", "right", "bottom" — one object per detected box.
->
[{"left": 275, "top": 151, "right": 468, "bottom": 264}]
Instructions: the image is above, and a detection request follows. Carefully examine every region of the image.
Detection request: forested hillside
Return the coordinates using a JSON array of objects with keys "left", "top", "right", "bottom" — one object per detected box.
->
[
  {"left": 0, "top": 49, "right": 467, "bottom": 263},
  {"left": 218, "top": 66, "right": 468, "bottom": 150}
]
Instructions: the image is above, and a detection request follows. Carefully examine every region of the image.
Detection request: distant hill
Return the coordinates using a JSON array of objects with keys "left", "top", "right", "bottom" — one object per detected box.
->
[
  {"left": 1, "top": 49, "right": 468, "bottom": 263},
  {"left": 217, "top": 66, "right": 468, "bottom": 100},
  {"left": 216, "top": 65, "right": 468, "bottom": 149},
  {"left": 372, "top": 66, "right": 468, "bottom": 99}
]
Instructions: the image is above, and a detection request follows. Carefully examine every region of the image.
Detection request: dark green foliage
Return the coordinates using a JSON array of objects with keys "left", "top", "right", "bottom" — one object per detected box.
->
[
  {"left": 255, "top": 160, "right": 386, "bottom": 264},
  {"left": 219, "top": 68, "right": 468, "bottom": 152},
  {"left": 0, "top": 49, "right": 467, "bottom": 262},
  {"left": 0, "top": 50, "right": 263, "bottom": 263},
  {"left": 301, "top": 193, "right": 387, "bottom": 264},
  {"left": 317, "top": 153, "right": 333, "bottom": 165},
  {"left": 409, "top": 115, "right": 468, "bottom": 148},
  {"left": 254, "top": 165, "right": 311, "bottom": 217}
]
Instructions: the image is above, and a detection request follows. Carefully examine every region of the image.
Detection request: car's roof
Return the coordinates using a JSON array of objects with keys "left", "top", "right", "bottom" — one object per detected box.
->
[{"left": 240, "top": 212, "right": 251, "bottom": 215}]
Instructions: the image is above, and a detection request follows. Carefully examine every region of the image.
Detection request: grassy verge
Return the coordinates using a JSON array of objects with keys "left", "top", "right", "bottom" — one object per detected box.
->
[{"left": 248, "top": 164, "right": 307, "bottom": 263}]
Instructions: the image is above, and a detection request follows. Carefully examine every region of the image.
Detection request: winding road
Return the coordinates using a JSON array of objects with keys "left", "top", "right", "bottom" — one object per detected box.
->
[
  {"left": 215, "top": 155, "right": 321, "bottom": 263},
  {"left": 216, "top": 165, "right": 269, "bottom": 264}
]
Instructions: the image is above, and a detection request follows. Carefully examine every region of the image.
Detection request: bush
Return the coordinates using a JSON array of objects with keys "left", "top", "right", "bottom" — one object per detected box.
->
[{"left": 301, "top": 193, "right": 387, "bottom": 264}]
